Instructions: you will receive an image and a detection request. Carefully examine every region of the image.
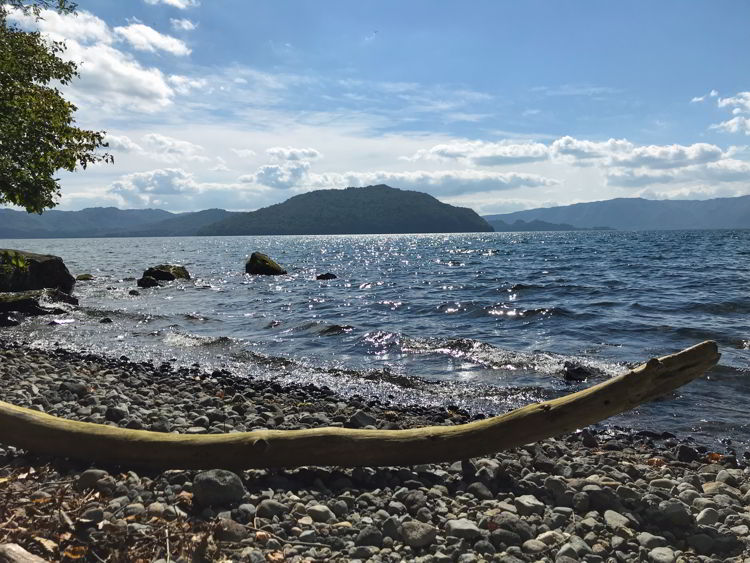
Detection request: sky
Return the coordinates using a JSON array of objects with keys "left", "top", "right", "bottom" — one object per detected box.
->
[{"left": 7, "top": 0, "right": 750, "bottom": 214}]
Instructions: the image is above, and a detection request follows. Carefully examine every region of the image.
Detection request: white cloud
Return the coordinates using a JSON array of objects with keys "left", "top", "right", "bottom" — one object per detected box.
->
[
  {"left": 105, "top": 134, "right": 143, "bottom": 152},
  {"left": 267, "top": 146, "right": 322, "bottom": 161},
  {"left": 231, "top": 148, "right": 257, "bottom": 158},
  {"left": 114, "top": 23, "right": 191, "bottom": 56},
  {"left": 305, "top": 169, "right": 559, "bottom": 196},
  {"left": 711, "top": 116, "right": 750, "bottom": 135},
  {"left": 550, "top": 136, "right": 634, "bottom": 162},
  {"left": 718, "top": 92, "right": 750, "bottom": 114},
  {"left": 609, "top": 143, "right": 723, "bottom": 169},
  {"left": 406, "top": 141, "right": 550, "bottom": 165},
  {"left": 691, "top": 95, "right": 706, "bottom": 103},
  {"left": 144, "top": 0, "right": 200, "bottom": 9},
  {"left": 110, "top": 168, "right": 197, "bottom": 206},
  {"left": 6, "top": 7, "right": 112, "bottom": 44},
  {"left": 209, "top": 157, "right": 229, "bottom": 172},
  {"left": 240, "top": 162, "right": 311, "bottom": 189},
  {"left": 170, "top": 18, "right": 197, "bottom": 31},
  {"left": 167, "top": 74, "right": 206, "bottom": 94},
  {"left": 142, "top": 134, "right": 208, "bottom": 162}
]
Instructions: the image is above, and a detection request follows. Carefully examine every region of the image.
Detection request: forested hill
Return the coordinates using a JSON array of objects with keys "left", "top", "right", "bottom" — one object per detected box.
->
[
  {"left": 483, "top": 195, "right": 750, "bottom": 230},
  {"left": 198, "top": 185, "right": 493, "bottom": 235}
]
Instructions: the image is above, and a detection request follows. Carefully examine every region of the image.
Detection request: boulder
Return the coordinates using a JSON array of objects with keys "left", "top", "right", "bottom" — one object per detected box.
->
[
  {"left": 0, "top": 289, "right": 78, "bottom": 326},
  {"left": 137, "top": 276, "right": 159, "bottom": 288},
  {"left": 245, "top": 252, "right": 287, "bottom": 276},
  {"left": 142, "top": 264, "right": 190, "bottom": 281},
  {"left": 75, "top": 273, "right": 94, "bottom": 281},
  {"left": 0, "top": 249, "right": 75, "bottom": 294},
  {"left": 316, "top": 272, "right": 337, "bottom": 280}
]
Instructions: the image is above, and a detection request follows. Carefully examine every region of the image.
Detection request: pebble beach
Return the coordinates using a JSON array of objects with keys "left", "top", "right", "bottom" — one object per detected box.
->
[{"left": 0, "top": 339, "right": 749, "bottom": 562}]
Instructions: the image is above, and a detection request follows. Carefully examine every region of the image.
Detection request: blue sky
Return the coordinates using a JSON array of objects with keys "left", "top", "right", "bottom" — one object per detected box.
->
[{"left": 9, "top": 1, "right": 750, "bottom": 213}]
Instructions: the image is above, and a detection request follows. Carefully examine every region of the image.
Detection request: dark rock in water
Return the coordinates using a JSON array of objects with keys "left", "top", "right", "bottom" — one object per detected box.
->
[
  {"left": 193, "top": 469, "right": 246, "bottom": 507},
  {"left": 675, "top": 444, "right": 700, "bottom": 462},
  {"left": 99, "top": 317, "right": 113, "bottom": 324},
  {"left": 319, "top": 324, "right": 353, "bottom": 336},
  {"left": 562, "top": 361, "right": 592, "bottom": 381},
  {"left": 143, "top": 264, "right": 190, "bottom": 281},
  {"left": 0, "top": 289, "right": 78, "bottom": 317},
  {"left": 0, "top": 249, "right": 75, "bottom": 294},
  {"left": 128, "top": 289, "right": 140, "bottom": 296},
  {"left": 316, "top": 272, "right": 337, "bottom": 280},
  {"left": 137, "top": 276, "right": 159, "bottom": 288},
  {"left": 0, "top": 313, "right": 20, "bottom": 327},
  {"left": 245, "top": 252, "right": 287, "bottom": 275},
  {"left": 75, "top": 273, "right": 94, "bottom": 281}
]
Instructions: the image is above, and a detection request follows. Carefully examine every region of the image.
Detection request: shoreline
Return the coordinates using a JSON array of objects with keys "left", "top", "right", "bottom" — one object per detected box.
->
[{"left": 0, "top": 339, "right": 748, "bottom": 561}]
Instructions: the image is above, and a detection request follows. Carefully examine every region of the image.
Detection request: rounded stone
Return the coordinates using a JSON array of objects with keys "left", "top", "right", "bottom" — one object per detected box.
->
[{"left": 192, "top": 469, "right": 246, "bottom": 507}]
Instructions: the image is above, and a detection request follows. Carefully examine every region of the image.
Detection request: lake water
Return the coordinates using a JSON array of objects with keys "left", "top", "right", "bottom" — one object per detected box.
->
[{"left": 2, "top": 230, "right": 748, "bottom": 450}]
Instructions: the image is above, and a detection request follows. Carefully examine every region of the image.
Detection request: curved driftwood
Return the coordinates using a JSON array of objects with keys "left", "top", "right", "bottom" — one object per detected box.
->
[{"left": 0, "top": 341, "right": 719, "bottom": 470}]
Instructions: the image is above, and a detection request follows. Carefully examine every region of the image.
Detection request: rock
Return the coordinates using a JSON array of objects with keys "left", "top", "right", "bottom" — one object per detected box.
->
[
  {"left": 215, "top": 518, "right": 248, "bottom": 541},
  {"left": 695, "top": 507, "right": 719, "bottom": 526},
  {"left": 316, "top": 272, "right": 337, "bottom": 280},
  {"left": 467, "top": 481, "right": 493, "bottom": 500},
  {"left": 400, "top": 521, "right": 437, "bottom": 548},
  {"left": 143, "top": 265, "right": 190, "bottom": 281},
  {"left": 0, "top": 543, "right": 47, "bottom": 562},
  {"left": 648, "top": 546, "right": 675, "bottom": 563},
  {"left": 75, "top": 469, "right": 109, "bottom": 490},
  {"left": 0, "top": 289, "right": 77, "bottom": 317},
  {"left": 76, "top": 273, "right": 94, "bottom": 281},
  {"left": 522, "top": 539, "right": 548, "bottom": 554},
  {"left": 658, "top": 499, "right": 692, "bottom": 528},
  {"left": 137, "top": 276, "right": 159, "bottom": 288},
  {"left": 562, "top": 361, "right": 591, "bottom": 381},
  {"left": 256, "top": 499, "right": 288, "bottom": 519},
  {"left": 702, "top": 480, "right": 742, "bottom": 500},
  {"left": 105, "top": 404, "right": 129, "bottom": 422},
  {"left": 245, "top": 252, "right": 287, "bottom": 276},
  {"left": 445, "top": 518, "right": 482, "bottom": 539},
  {"left": 99, "top": 317, "right": 113, "bottom": 323},
  {"left": 687, "top": 533, "right": 714, "bottom": 554},
  {"left": 307, "top": 504, "right": 336, "bottom": 523},
  {"left": 128, "top": 290, "right": 140, "bottom": 296},
  {"left": 637, "top": 532, "right": 667, "bottom": 549},
  {"left": 675, "top": 444, "right": 700, "bottom": 462},
  {"left": 355, "top": 525, "right": 383, "bottom": 547},
  {"left": 0, "top": 249, "right": 75, "bottom": 293},
  {"left": 604, "top": 510, "right": 631, "bottom": 531},
  {"left": 192, "top": 469, "right": 246, "bottom": 507},
  {"left": 348, "top": 409, "right": 377, "bottom": 428},
  {"left": 515, "top": 494, "right": 545, "bottom": 516},
  {"left": 580, "top": 428, "right": 598, "bottom": 447}
]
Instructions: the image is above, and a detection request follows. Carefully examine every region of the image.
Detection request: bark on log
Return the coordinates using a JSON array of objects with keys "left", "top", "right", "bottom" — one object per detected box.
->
[{"left": 0, "top": 341, "right": 719, "bottom": 470}]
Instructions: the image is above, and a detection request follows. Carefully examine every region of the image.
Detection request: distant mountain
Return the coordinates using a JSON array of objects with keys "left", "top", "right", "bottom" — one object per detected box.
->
[
  {"left": 0, "top": 207, "right": 173, "bottom": 238},
  {"left": 484, "top": 195, "right": 750, "bottom": 230},
  {"left": 109, "top": 209, "right": 238, "bottom": 237},
  {"left": 199, "top": 185, "right": 493, "bottom": 235},
  {"left": 487, "top": 218, "right": 596, "bottom": 232}
]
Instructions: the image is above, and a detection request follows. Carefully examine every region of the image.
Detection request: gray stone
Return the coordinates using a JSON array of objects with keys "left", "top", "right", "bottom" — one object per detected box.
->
[
  {"left": 467, "top": 481, "right": 493, "bottom": 500},
  {"left": 307, "top": 504, "right": 336, "bottom": 523},
  {"left": 637, "top": 532, "right": 667, "bottom": 549},
  {"left": 604, "top": 510, "right": 630, "bottom": 531},
  {"left": 215, "top": 518, "right": 248, "bottom": 542},
  {"left": 245, "top": 252, "right": 287, "bottom": 276},
  {"left": 687, "top": 533, "right": 714, "bottom": 554},
  {"left": 522, "top": 539, "right": 548, "bottom": 554},
  {"left": 695, "top": 507, "right": 719, "bottom": 526},
  {"left": 648, "top": 547, "right": 675, "bottom": 563},
  {"left": 515, "top": 494, "right": 545, "bottom": 516},
  {"left": 255, "top": 499, "right": 288, "bottom": 520},
  {"left": 75, "top": 469, "right": 109, "bottom": 490},
  {"left": 658, "top": 499, "right": 692, "bottom": 528},
  {"left": 355, "top": 525, "right": 383, "bottom": 547},
  {"left": 400, "top": 520, "right": 438, "bottom": 548},
  {"left": 445, "top": 518, "right": 482, "bottom": 539},
  {"left": 192, "top": 470, "right": 245, "bottom": 507},
  {"left": 348, "top": 410, "right": 377, "bottom": 428}
]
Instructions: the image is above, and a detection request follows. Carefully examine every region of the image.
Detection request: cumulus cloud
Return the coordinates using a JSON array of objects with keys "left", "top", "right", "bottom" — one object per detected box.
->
[
  {"left": 266, "top": 146, "right": 322, "bottom": 161},
  {"left": 240, "top": 162, "right": 311, "bottom": 189},
  {"left": 144, "top": 0, "right": 200, "bottom": 9},
  {"left": 104, "top": 134, "right": 143, "bottom": 152},
  {"left": 167, "top": 75, "right": 205, "bottom": 94},
  {"left": 718, "top": 92, "right": 750, "bottom": 114},
  {"left": 231, "top": 148, "right": 257, "bottom": 158},
  {"left": 606, "top": 157, "right": 750, "bottom": 187},
  {"left": 109, "top": 168, "right": 197, "bottom": 206},
  {"left": 142, "top": 133, "right": 208, "bottom": 162},
  {"left": 406, "top": 141, "right": 549, "bottom": 165},
  {"left": 550, "top": 136, "right": 634, "bottom": 162},
  {"left": 305, "top": 170, "right": 558, "bottom": 196},
  {"left": 170, "top": 18, "right": 197, "bottom": 31},
  {"left": 609, "top": 143, "right": 723, "bottom": 169},
  {"left": 711, "top": 116, "right": 750, "bottom": 135},
  {"left": 114, "top": 23, "right": 191, "bottom": 55}
]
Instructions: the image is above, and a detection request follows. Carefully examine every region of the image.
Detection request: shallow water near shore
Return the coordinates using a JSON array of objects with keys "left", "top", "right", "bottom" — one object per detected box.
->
[{"left": 2, "top": 230, "right": 749, "bottom": 451}]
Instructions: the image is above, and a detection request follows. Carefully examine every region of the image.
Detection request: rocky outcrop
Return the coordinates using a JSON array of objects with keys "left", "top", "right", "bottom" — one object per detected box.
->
[
  {"left": 142, "top": 265, "right": 190, "bottom": 281},
  {"left": 245, "top": 252, "right": 287, "bottom": 276},
  {"left": 0, "top": 288, "right": 78, "bottom": 327},
  {"left": 0, "top": 249, "right": 75, "bottom": 294}
]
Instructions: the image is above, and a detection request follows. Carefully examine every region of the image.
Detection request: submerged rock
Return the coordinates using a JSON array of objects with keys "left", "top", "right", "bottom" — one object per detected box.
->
[
  {"left": 245, "top": 252, "right": 287, "bottom": 276},
  {"left": 316, "top": 272, "right": 337, "bottom": 280},
  {"left": 76, "top": 273, "right": 94, "bottom": 281},
  {"left": 136, "top": 276, "right": 159, "bottom": 289},
  {"left": 0, "top": 249, "right": 75, "bottom": 294},
  {"left": 0, "top": 288, "right": 78, "bottom": 319},
  {"left": 142, "top": 265, "right": 190, "bottom": 281}
]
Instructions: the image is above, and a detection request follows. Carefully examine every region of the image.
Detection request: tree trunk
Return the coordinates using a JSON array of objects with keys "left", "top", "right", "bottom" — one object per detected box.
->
[{"left": 0, "top": 341, "right": 719, "bottom": 470}]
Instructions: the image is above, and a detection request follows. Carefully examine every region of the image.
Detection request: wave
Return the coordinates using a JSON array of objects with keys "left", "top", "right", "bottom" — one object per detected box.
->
[{"left": 163, "top": 331, "right": 233, "bottom": 348}]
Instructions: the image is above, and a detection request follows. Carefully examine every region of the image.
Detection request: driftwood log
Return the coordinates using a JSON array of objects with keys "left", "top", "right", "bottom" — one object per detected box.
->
[{"left": 0, "top": 341, "right": 719, "bottom": 470}]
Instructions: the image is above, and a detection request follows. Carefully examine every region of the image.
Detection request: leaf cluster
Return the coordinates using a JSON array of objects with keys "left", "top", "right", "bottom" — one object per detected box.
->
[{"left": 0, "top": 0, "right": 111, "bottom": 213}]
